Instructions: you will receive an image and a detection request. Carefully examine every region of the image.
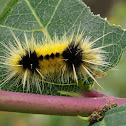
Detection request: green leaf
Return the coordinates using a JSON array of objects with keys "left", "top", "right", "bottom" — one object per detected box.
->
[
  {"left": 0, "top": 0, "right": 19, "bottom": 23},
  {"left": 0, "top": 0, "right": 126, "bottom": 94},
  {"left": 92, "top": 104, "right": 126, "bottom": 126}
]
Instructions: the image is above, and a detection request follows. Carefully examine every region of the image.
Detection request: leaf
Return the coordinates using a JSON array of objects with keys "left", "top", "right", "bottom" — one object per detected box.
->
[
  {"left": 0, "top": 0, "right": 126, "bottom": 94},
  {"left": 92, "top": 104, "right": 126, "bottom": 126},
  {"left": 0, "top": 0, "right": 19, "bottom": 23}
]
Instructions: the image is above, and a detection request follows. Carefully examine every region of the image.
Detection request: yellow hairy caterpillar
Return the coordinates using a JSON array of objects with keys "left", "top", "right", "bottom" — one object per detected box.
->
[{"left": 0, "top": 30, "right": 110, "bottom": 93}]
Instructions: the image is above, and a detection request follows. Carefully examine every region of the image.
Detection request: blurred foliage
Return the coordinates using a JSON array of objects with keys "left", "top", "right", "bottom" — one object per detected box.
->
[
  {"left": 108, "top": 1, "right": 126, "bottom": 28},
  {"left": 83, "top": 0, "right": 117, "bottom": 18},
  {"left": 0, "top": 112, "right": 88, "bottom": 126},
  {"left": 0, "top": 0, "right": 126, "bottom": 126}
]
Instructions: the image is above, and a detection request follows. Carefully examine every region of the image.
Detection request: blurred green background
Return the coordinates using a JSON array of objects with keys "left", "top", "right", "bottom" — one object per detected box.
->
[{"left": 0, "top": 0, "right": 126, "bottom": 126}]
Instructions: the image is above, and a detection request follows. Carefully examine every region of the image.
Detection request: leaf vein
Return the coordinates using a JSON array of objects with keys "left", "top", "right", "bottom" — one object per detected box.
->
[
  {"left": 24, "top": 0, "right": 52, "bottom": 40},
  {"left": 45, "top": 0, "right": 62, "bottom": 28},
  {"left": 67, "top": 8, "right": 86, "bottom": 33}
]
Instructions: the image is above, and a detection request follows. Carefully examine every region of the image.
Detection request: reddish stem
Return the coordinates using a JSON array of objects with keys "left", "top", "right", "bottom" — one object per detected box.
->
[{"left": 0, "top": 90, "right": 126, "bottom": 116}]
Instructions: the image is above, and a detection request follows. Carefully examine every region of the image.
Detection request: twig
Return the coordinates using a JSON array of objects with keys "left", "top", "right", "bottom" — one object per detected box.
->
[{"left": 0, "top": 90, "right": 126, "bottom": 116}]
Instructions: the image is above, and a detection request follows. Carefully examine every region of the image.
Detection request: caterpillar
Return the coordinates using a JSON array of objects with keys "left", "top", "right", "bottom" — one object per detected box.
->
[{"left": 0, "top": 30, "right": 110, "bottom": 93}]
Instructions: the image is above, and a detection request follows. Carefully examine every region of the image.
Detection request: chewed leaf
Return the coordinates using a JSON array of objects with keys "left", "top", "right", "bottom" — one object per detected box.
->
[{"left": 0, "top": 0, "right": 126, "bottom": 95}]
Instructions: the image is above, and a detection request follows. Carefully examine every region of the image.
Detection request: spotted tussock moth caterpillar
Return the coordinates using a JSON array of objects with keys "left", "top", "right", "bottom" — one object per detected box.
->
[{"left": 0, "top": 30, "right": 110, "bottom": 93}]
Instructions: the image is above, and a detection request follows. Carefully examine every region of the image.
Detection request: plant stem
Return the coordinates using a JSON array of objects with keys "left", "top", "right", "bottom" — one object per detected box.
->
[{"left": 0, "top": 90, "right": 126, "bottom": 116}]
